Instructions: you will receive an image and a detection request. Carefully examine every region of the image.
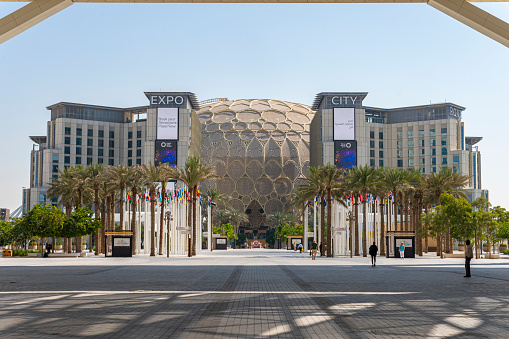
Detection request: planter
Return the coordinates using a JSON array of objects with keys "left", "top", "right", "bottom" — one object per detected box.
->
[
  {"left": 55, "top": 245, "right": 63, "bottom": 251},
  {"left": 82, "top": 245, "right": 87, "bottom": 251},
  {"left": 482, "top": 246, "right": 489, "bottom": 252},
  {"left": 499, "top": 245, "right": 507, "bottom": 252},
  {"left": 457, "top": 245, "right": 465, "bottom": 251},
  {"left": 28, "top": 245, "right": 37, "bottom": 250}
]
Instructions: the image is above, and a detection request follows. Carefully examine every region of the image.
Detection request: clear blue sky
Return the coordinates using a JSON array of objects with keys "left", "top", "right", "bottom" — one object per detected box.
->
[{"left": 1, "top": 2, "right": 508, "bottom": 213}]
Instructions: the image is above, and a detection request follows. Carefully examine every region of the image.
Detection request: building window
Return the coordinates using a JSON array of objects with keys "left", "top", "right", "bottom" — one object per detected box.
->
[
  {"left": 379, "top": 151, "right": 383, "bottom": 158},
  {"left": 430, "top": 139, "right": 436, "bottom": 146},
  {"left": 52, "top": 155, "right": 58, "bottom": 163},
  {"left": 419, "top": 158, "right": 425, "bottom": 165},
  {"left": 432, "top": 158, "right": 436, "bottom": 165},
  {"left": 408, "top": 149, "right": 414, "bottom": 157},
  {"left": 397, "top": 160, "right": 403, "bottom": 167},
  {"left": 87, "top": 129, "right": 93, "bottom": 137},
  {"left": 136, "top": 149, "right": 141, "bottom": 157},
  {"left": 76, "top": 138, "right": 82, "bottom": 146},
  {"left": 136, "top": 158, "right": 142, "bottom": 165},
  {"left": 379, "top": 160, "right": 383, "bottom": 167},
  {"left": 65, "top": 137, "right": 70, "bottom": 145},
  {"left": 109, "top": 140, "right": 114, "bottom": 148},
  {"left": 453, "top": 166, "right": 459, "bottom": 173},
  {"left": 431, "top": 148, "right": 436, "bottom": 156},
  {"left": 76, "top": 157, "right": 82, "bottom": 165},
  {"left": 397, "top": 150, "right": 403, "bottom": 158},
  {"left": 109, "top": 150, "right": 114, "bottom": 157},
  {"left": 98, "top": 149, "right": 103, "bottom": 156},
  {"left": 64, "top": 156, "right": 70, "bottom": 164},
  {"left": 52, "top": 165, "right": 58, "bottom": 173},
  {"left": 379, "top": 141, "right": 383, "bottom": 149},
  {"left": 128, "top": 131, "right": 133, "bottom": 139},
  {"left": 128, "top": 150, "right": 133, "bottom": 157},
  {"left": 98, "top": 139, "right": 104, "bottom": 147},
  {"left": 76, "top": 128, "right": 82, "bottom": 136},
  {"left": 128, "top": 141, "right": 133, "bottom": 148},
  {"left": 442, "top": 148, "right": 447, "bottom": 155},
  {"left": 137, "top": 140, "right": 142, "bottom": 147},
  {"left": 442, "top": 157, "right": 448, "bottom": 165},
  {"left": 430, "top": 129, "right": 436, "bottom": 137},
  {"left": 408, "top": 140, "right": 414, "bottom": 147},
  {"left": 379, "top": 132, "right": 383, "bottom": 139},
  {"left": 441, "top": 138, "right": 447, "bottom": 146},
  {"left": 109, "top": 131, "right": 115, "bottom": 138},
  {"left": 420, "top": 148, "right": 425, "bottom": 155},
  {"left": 128, "top": 159, "right": 133, "bottom": 166},
  {"left": 397, "top": 131, "right": 402, "bottom": 139},
  {"left": 137, "top": 131, "right": 142, "bottom": 138},
  {"left": 87, "top": 148, "right": 93, "bottom": 156},
  {"left": 397, "top": 141, "right": 402, "bottom": 149},
  {"left": 370, "top": 159, "right": 375, "bottom": 166},
  {"left": 370, "top": 131, "right": 375, "bottom": 139},
  {"left": 370, "top": 141, "right": 375, "bottom": 148},
  {"left": 453, "top": 156, "right": 459, "bottom": 164},
  {"left": 418, "top": 130, "right": 424, "bottom": 138},
  {"left": 408, "top": 131, "right": 413, "bottom": 139},
  {"left": 432, "top": 167, "right": 437, "bottom": 173},
  {"left": 98, "top": 130, "right": 104, "bottom": 138},
  {"left": 98, "top": 158, "right": 103, "bottom": 164},
  {"left": 419, "top": 140, "right": 424, "bottom": 147},
  {"left": 441, "top": 128, "right": 447, "bottom": 136},
  {"left": 109, "top": 159, "right": 114, "bottom": 166},
  {"left": 63, "top": 146, "right": 70, "bottom": 155},
  {"left": 408, "top": 159, "right": 414, "bottom": 167},
  {"left": 39, "top": 193, "right": 46, "bottom": 202},
  {"left": 76, "top": 147, "right": 81, "bottom": 155},
  {"left": 421, "top": 168, "right": 425, "bottom": 173},
  {"left": 65, "top": 127, "right": 71, "bottom": 135},
  {"left": 87, "top": 157, "right": 93, "bottom": 165},
  {"left": 87, "top": 139, "right": 93, "bottom": 146}
]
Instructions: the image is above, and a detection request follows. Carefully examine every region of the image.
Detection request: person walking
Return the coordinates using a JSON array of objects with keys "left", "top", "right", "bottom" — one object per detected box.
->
[
  {"left": 465, "top": 239, "right": 473, "bottom": 277},
  {"left": 297, "top": 243, "right": 303, "bottom": 253},
  {"left": 319, "top": 242, "right": 323, "bottom": 256},
  {"left": 369, "top": 242, "right": 378, "bottom": 267},
  {"left": 399, "top": 242, "right": 405, "bottom": 260},
  {"left": 311, "top": 240, "right": 318, "bottom": 260}
]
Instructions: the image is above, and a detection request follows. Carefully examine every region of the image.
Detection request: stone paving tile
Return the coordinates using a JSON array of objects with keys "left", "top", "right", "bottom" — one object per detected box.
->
[{"left": 0, "top": 250, "right": 508, "bottom": 338}]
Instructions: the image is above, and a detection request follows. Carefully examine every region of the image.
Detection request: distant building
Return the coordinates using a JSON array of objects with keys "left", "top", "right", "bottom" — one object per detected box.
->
[{"left": 0, "top": 208, "right": 10, "bottom": 221}]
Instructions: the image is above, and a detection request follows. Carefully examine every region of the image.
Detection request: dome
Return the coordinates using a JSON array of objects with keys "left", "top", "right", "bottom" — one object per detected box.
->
[{"left": 198, "top": 99, "right": 315, "bottom": 232}]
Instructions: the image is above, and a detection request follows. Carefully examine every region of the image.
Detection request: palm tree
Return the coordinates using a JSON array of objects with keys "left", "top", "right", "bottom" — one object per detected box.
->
[
  {"left": 381, "top": 168, "right": 409, "bottom": 234},
  {"left": 68, "top": 165, "right": 91, "bottom": 253},
  {"left": 157, "top": 164, "right": 172, "bottom": 255},
  {"left": 228, "top": 209, "right": 249, "bottom": 247},
  {"left": 127, "top": 165, "right": 144, "bottom": 255},
  {"left": 139, "top": 162, "right": 164, "bottom": 256},
  {"left": 215, "top": 209, "right": 231, "bottom": 228},
  {"left": 86, "top": 164, "right": 104, "bottom": 255},
  {"left": 104, "top": 164, "right": 131, "bottom": 231},
  {"left": 203, "top": 188, "right": 229, "bottom": 229},
  {"left": 371, "top": 168, "right": 389, "bottom": 256}
]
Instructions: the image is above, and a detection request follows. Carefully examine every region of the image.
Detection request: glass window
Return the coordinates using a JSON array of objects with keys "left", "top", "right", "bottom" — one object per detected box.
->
[
  {"left": 87, "top": 157, "right": 93, "bottom": 165},
  {"left": 76, "top": 138, "right": 82, "bottom": 146},
  {"left": 397, "top": 160, "right": 403, "bottom": 167},
  {"left": 379, "top": 151, "right": 383, "bottom": 158},
  {"left": 65, "top": 127, "right": 71, "bottom": 135},
  {"left": 419, "top": 140, "right": 424, "bottom": 147},
  {"left": 397, "top": 131, "right": 402, "bottom": 139},
  {"left": 370, "top": 150, "right": 375, "bottom": 157},
  {"left": 109, "top": 140, "right": 114, "bottom": 148},
  {"left": 379, "top": 141, "right": 383, "bottom": 149},
  {"left": 453, "top": 166, "right": 459, "bottom": 173},
  {"left": 136, "top": 159, "right": 141, "bottom": 165},
  {"left": 379, "top": 160, "right": 384, "bottom": 167},
  {"left": 408, "top": 131, "right": 413, "bottom": 139},
  {"left": 76, "top": 128, "right": 82, "bottom": 136},
  {"left": 109, "top": 150, "right": 114, "bottom": 157},
  {"left": 370, "top": 131, "right": 374, "bottom": 139},
  {"left": 421, "top": 168, "right": 425, "bottom": 173},
  {"left": 419, "top": 158, "right": 425, "bottom": 165},
  {"left": 431, "top": 148, "right": 436, "bottom": 156},
  {"left": 441, "top": 128, "right": 447, "bottom": 135},
  {"left": 379, "top": 132, "right": 383, "bottom": 139},
  {"left": 432, "top": 158, "right": 436, "bottom": 165},
  {"left": 128, "top": 141, "right": 133, "bottom": 148},
  {"left": 64, "top": 156, "right": 70, "bottom": 164},
  {"left": 442, "top": 148, "right": 448, "bottom": 155},
  {"left": 408, "top": 140, "right": 414, "bottom": 147},
  {"left": 109, "top": 159, "right": 114, "bottom": 166},
  {"left": 98, "top": 139, "right": 104, "bottom": 147},
  {"left": 420, "top": 149, "right": 425, "bottom": 155},
  {"left": 86, "top": 139, "right": 92, "bottom": 147},
  {"left": 137, "top": 131, "right": 142, "bottom": 138},
  {"left": 442, "top": 158, "right": 448, "bottom": 165},
  {"left": 98, "top": 149, "right": 103, "bottom": 156},
  {"left": 408, "top": 149, "right": 414, "bottom": 157},
  {"left": 128, "top": 159, "right": 133, "bottom": 166},
  {"left": 109, "top": 131, "right": 115, "bottom": 138},
  {"left": 136, "top": 149, "right": 141, "bottom": 157},
  {"left": 137, "top": 140, "right": 142, "bottom": 147},
  {"left": 128, "top": 131, "right": 133, "bottom": 139},
  {"left": 128, "top": 150, "right": 133, "bottom": 157},
  {"left": 39, "top": 193, "right": 46, "bottom": 202},
  {"left": 98, "top": 130, "right": 104, "bottom": 138},
  {"left": 432, "top": 167, "right": 437, "bottom": 173},
  {"left": 87, "top": 129, "right": 93, "bottom": 137},
  {"left": 408, "top": 159, "right": 414, "bottom": 167},
  {"left": 441, "top": 138, "right": 447, "bottom": 146},
  {"left": 430, "top": 139, "right": 436, "bottom": 146},
  {"left": 98, "top": 158, "right": 103, "bottom": 164},
  {"left": 87, "top": 148, "right": 93, "bottom": 156},
  {"left": 418, "top": 130, "right": 424, "bottom": 138},
  {"left": 453, "top": 156, "right": 459, "bottom": 164},
  {"left": 76, "top": 157, "right": 82, "bottom": 165},
  {"left": 370, "top": 159, "right": 375, "bottom": 166},
  {"left": 52, "top": 155, "right": 58, "bottom": 163},
  {"left": 397, "top": 150, "right": 403, "bottom": 158},
  {"left": 52, "top": 164, "right": 58, "bottom": 173},
  {"left": 76, "top": 147, "right": 81, "bottom": 155},
  {"left": 397, "top": 141, "right": 402, "bottom": 149},
  {"left": 370, "top": 141, "right": 375, "bottom": 148},
  {"left": 65, "top": 137, "right": 70, "bottom": 145},
  {"left": 430, "top": 129, "right": 436, "bottom": 137}
]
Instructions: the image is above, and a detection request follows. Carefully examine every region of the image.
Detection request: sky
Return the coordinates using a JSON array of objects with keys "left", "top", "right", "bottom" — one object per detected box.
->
[{"left": 1, "top": 2, "right": 508, "bottom": 213}]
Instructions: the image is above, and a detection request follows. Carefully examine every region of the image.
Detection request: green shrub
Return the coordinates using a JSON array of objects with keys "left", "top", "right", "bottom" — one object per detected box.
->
[
  {"left": 56, "top": 241, "right": 62, "bottom": 245},
  {"left": 503, "top": 249, "right": 509, "bottom": 255}
]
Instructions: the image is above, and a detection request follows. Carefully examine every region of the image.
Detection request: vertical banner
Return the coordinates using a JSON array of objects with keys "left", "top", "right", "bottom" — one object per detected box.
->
[
  {"left": 155, "top": 140, "right": 178, "bottom": 166},
  {"left": 157, "top": 107, "right": 179, "bottom": 140},
  {"left": 333, "top": 107, "right": 355, "bottom": 140},
  {"left": 334, "top": 140, "right": 357, "bottom": 169}
]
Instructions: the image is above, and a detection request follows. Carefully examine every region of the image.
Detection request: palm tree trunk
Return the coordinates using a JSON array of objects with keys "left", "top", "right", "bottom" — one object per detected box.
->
[
  {"left": 192, "top": 186, "right": 197, "bottom": 256},
  {"left": 131, "top": 188, "right": 138, "bottom": 255},
  {"left": 354, "top": 196, "right": 359, "bottom": 256},
  {"left": 150, "top": 188, "right": 156, "bottom": 256},
  {"left": 100, "top": 199, "right": 106, "bottom": 254},
  {"left": 326, "top": 188, "right": 332, "bottom": 257},
  {"left": 187, "top": 190, "right": 193, "bottom": 253},
  {"left": 393, "top": 199, "right": 398, "bottom": 233},
  {"left": 362, "top": 194, "right": 367, "bottom": 257},
  {"left": 380, "top": 201, "right": 385, "bottom": 256},
  {"left": 320, "top": 197, "right": 326, "bottom": 256},
  {"left": 94, "top": 189, "right": 100, "bottom": 255},
  {"left": 119, "top": 185, "right": 125, "bottom": 231},
  {"left": 159, "top": 185, "right": 166, "bottom": 255}
]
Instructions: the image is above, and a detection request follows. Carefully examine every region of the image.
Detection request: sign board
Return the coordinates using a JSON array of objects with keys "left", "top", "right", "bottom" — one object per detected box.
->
[
  {"left": 176, "top": 227, "right": 191, "bottom": 231},
  {"left": 155, "top": 140, "right": 177, "bottom": 167},
  {"left": 306, "top": 232, "right": 314, "bottom": 237},
  {"left": 333, "top": 107, "right": 355, "bottom": 140},
  {"left": 334, "top": 140, "right": 357, "bottom": 169},
  {"left": 202, "top": 232, "right": 208, "bottom": 237},
  {"left": 180, "top": 231, "right": 190, "bottom": 235},
  {"left": 114, "top": 238, "right": 130, "bottom": 247},
  {"left": 157, "top": 108, "right": 179, "bottom": 140},
  {"left": 213, "top": 234, "right": 221, "bottom": 238}
]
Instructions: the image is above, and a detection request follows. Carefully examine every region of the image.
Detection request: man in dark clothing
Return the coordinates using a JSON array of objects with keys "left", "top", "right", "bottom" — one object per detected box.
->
[
  {"left": 465, "top": 239, "right": 473, "bottom": 277},
  {"left": 369, "top": 242, "right": 378, "bottom": 267},
  {"left": 319, "top": 243, "right": 323, "bottom": 256}
]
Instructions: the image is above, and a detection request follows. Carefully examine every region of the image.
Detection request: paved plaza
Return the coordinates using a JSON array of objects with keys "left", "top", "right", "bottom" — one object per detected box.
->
[{"left": 0, "top": 250, "right": 508, "bottom": 338}]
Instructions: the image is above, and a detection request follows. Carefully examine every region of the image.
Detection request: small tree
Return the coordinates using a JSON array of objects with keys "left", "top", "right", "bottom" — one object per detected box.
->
[{"left": 62, "top": 207, "right": 102, "bottom": 242}]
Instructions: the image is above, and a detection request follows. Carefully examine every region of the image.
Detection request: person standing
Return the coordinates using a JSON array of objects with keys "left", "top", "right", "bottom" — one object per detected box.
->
[
  {"left": 319, "top": 242, "right": 323, "bottom": 256},
  {"left": 465, "top": 239, "right": 473, "bottom": 277},
  {"left": 369, "top": 242, "right": 378, "bottom": 267},
  {"left": 311, "top": 240, "right": 318, "bottom": 260},
  {"left": 399, "top": 242, "right": 405, "bottom": 260}
]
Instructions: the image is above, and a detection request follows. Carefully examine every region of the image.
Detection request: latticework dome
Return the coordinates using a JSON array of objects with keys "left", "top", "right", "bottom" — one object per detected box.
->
[{"left": 198, "top": 99, "right": 314, "bottom": 231}]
